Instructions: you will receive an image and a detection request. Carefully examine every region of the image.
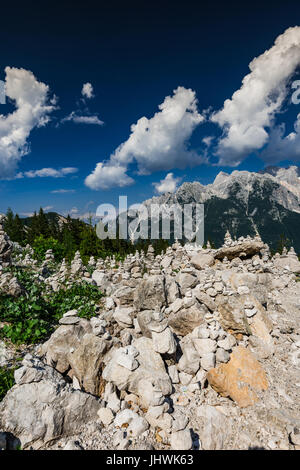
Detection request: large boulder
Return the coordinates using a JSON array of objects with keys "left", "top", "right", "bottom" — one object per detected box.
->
[
  {"left": 39, "top": 319, "right": 92, "bottom": 374},
  {"left": 216, "top": 293, "right": 272, "bottom": 341},
  {"left": 133, "top": 275, "right": 167, "bottom": 311},
  {"left": 216, "top": 294, "right": 251, "bottom": 335},
  {"left": 164, "top": 276, "right": 181, "bottom": 304},
  {"left": 273, "top": 255, "right": 300, "bottom": 274},
  {"left": 207, "top": 346, "right": 268, "bottom": 407},
  {"left": 190, "top": 253, "right": 215, "bottom": 270},
  {"left": 177, "top": 338, "right": 200, "bottom": 374},
  {"left": 137, "top": 310, "right": 168, "bottom": 339},
  {"left": 176, "top": 272, "right": 198, "bottom": 295},
  {"left": 113, "top": 306, "right": 135, "bottom": 328},
  {"left": 196, "top": 405, "right": 232, "bottom": 450},
  {"left": 113, "top": 285, "right": 134, "bottom": 306},
  {"left": 245, "top": 296, "right": 273, "bottom": 344},
  {"left": 152, "top": 327, "right": 177, "bottom": 355},
  {"left": 68, "top": 333, "right": 111, "bottom": 395},
  {"left": 215, "top": 240, "right": 264, "bottom": 261},
  {"left": 0, "top": 358, "right": 101, "bottom": 449},
  {"left": 91, "top": 270, "right": 109, "bottom": 290},
  {"left": 193, "top": 290, "right": 216, "bottom": 312},
  {"left": 169, "top": 303, "right": 209, "bottom": 336},
  {"left": 221, "top": 271, "right": 272, "bottom": 304}
]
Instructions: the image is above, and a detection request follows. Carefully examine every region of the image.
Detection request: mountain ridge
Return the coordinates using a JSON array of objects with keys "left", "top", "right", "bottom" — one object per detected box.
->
[{"left": 141, "top": 165, "right": 300, "bottom": 252}]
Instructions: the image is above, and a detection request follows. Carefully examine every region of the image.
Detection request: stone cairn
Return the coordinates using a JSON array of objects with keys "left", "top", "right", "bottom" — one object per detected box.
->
[{"left": 0, "top": 222, "right": 13, "bottom": 268}]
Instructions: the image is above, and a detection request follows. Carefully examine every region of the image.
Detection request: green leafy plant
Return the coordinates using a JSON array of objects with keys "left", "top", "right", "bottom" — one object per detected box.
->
[
  {"left": 0, "top": 270, "right": 54, "bottom": 344},
  {"left": 0, "top": 268, "right": 104, "bottom": 345},
  {"left": 47, "top": 282, "right": 104, "bottom": 320}
]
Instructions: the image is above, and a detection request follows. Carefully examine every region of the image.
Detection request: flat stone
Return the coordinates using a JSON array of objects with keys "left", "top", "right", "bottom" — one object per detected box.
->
[
  {"left": 63, "top": 309, "right": 78, "bottom": 318},
  {"left": 59, "top": 316, "right": 80, "bottom": 325},
  {"left": 215, "top": 240, "right": 264, "bottom": 261}
]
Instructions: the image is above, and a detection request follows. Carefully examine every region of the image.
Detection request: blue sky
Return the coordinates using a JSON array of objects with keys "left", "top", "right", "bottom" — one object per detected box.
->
[{"left": 0, "top": 1, "right": 300, "bottom": 218}]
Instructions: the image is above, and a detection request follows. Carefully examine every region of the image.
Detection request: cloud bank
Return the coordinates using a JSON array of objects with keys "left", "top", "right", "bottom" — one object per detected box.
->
[
  {"left": 85, "top": 86, "right": 205, "bottom": 190},
  {"left": 3, "top": 27, "right": 300, "bottom": 195},
  {"left": 0, "top": 67, "right": 55, "bottom": 178},
  {"left": 85, "top": 27, "right": 300, "bottom": 192},
  {"left": 211, "top": 26, "right": 300, "bottom": 166}
]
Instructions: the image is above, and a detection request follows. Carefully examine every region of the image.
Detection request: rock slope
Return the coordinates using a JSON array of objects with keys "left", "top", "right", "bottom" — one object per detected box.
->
[{"left": 0, "top": 229, "right": 300, "bottom": 450}]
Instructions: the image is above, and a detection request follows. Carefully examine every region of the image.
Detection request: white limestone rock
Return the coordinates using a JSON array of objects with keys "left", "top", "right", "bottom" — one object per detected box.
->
[
  {"left": 192, "top": 338, "right": 217, "bottom": 356},
  {"left": 113, "top": 306, "right": 134, "bottom": 327},
  {"left": 152, "top": 327, "right": 177, "bottom": 355},
  {"left": 200, "top": 352, "right": 216, "bottom": 371},
  {"left": 170, "top": 429, "right": 193, "bottom": 450},
  {"left": 97, "top": 407, "right": 114, "bottom": 426}
]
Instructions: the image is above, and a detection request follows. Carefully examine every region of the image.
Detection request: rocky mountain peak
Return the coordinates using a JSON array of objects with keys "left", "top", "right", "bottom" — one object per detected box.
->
[{"left": 141, "top": 166, "right": 300, "bottom": 251}]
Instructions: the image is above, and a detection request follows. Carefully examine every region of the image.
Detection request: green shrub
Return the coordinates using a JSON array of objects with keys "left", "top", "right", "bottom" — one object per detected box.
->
[
  {"left": 0, "top": 367, "right": 15, "bottom": 401},
  {"left": 32, "top": 235, "right": 65, "bottom": 262}
]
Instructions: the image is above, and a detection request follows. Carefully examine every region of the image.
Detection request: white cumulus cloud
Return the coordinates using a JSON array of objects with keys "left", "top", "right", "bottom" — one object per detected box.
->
[
  {"left": 211, "top": 26, "right": 300, "bottom": 166},
  {"left": 85, "top": 162, "right": 134, "bottom": 190},
  {"left": 0, "top": 67, "right": 55, "bottom": 178},
  {"left": 85, "top": 86, "right": 205, "bottom": 190},
  {"left": 153, "top": 172, "right": 182, "bottom": 194},
  {"left": 82, "top": 82, "right": 94, "bottom": 99}
]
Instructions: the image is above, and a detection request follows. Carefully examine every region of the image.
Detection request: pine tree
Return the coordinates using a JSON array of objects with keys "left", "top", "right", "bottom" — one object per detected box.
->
[
  {"left": 4, "top": 208, "right": 25, "bottom": 244},
  {"left": 37, "top": 208, "right": 50, "bottom": 237},
  {"left": 12, "top": 214, "right": 25, "bottom": 244},
  {"left": 4, "top": 208, "right": 15, "bottom": 236}
]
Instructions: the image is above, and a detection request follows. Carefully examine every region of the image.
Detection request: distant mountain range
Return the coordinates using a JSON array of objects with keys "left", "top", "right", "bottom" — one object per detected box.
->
[
  {"left": 140, "top": 165, "right": 300, "bottom": 252},
  {"left": 21, "top": 212, "right": 69, "bottom": 229},
  {"left": 4, "top": 166, "right": 299, "bottom": 253}
]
